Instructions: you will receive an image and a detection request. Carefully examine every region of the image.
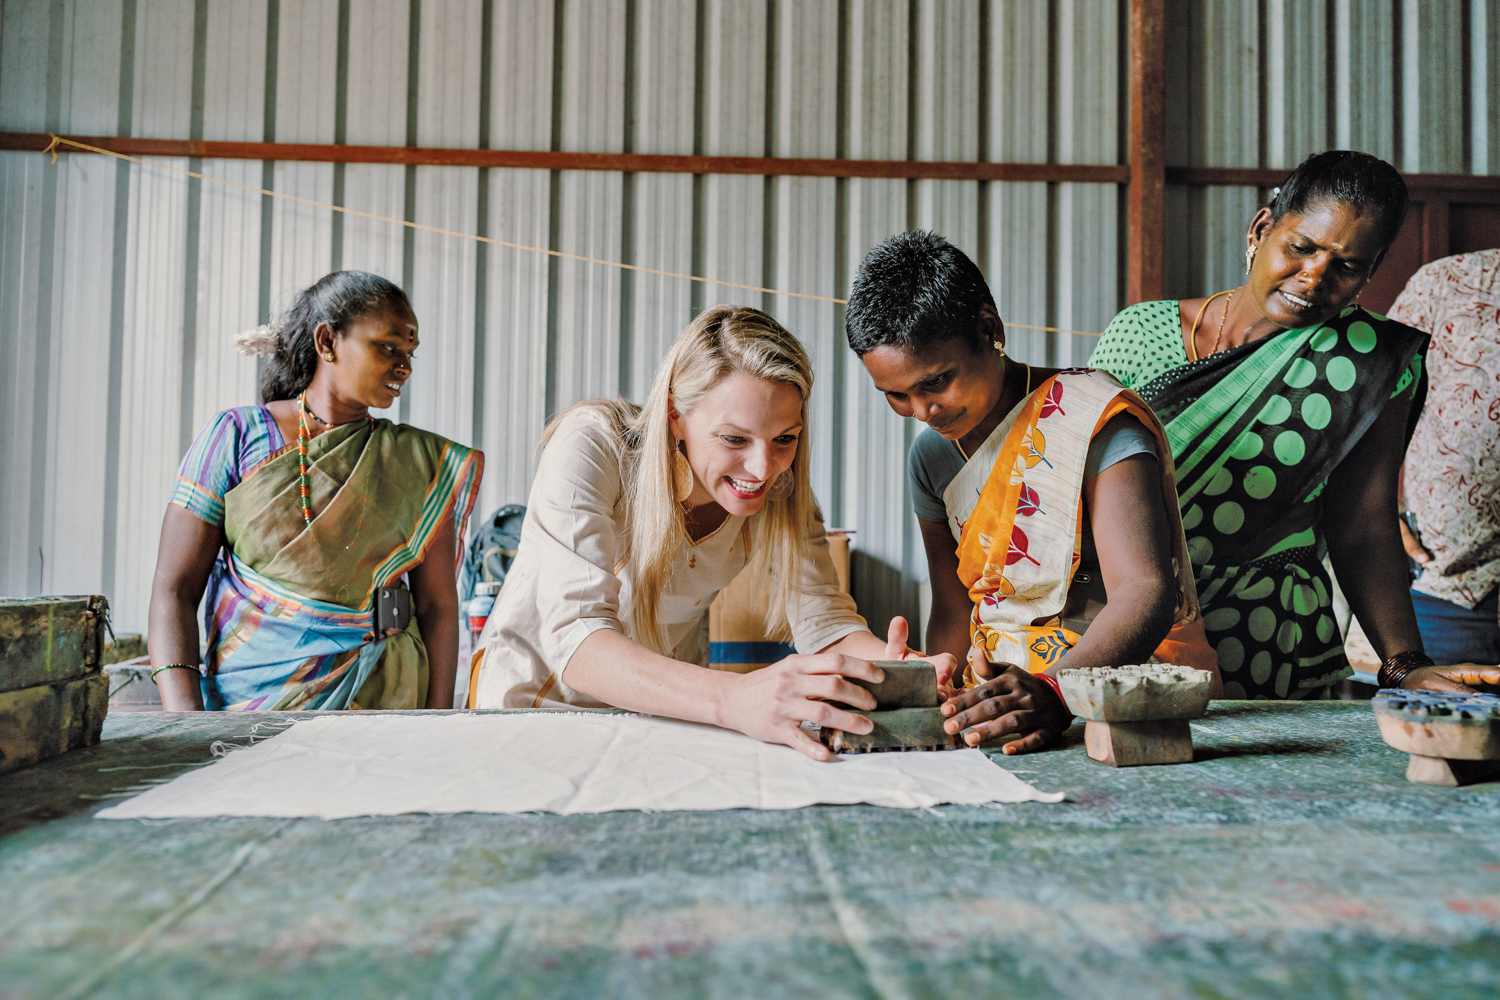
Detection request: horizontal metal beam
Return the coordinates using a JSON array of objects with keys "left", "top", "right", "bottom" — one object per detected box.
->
[
  {"left": 1, "top": 132, "right": 1130, "bottom": 183},
  {"left": 1166, "top": 165, "right": 1500, "bottom": 195},
  {"left": 8, "top": 133, "right": 1494, "bottom": 195}
]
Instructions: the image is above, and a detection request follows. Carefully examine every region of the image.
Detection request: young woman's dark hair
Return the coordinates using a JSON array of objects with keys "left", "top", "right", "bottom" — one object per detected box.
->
[
  {"left": 845, "top": 230, "right": 997, "bottom": 357},
  {"left": 1268, "top": 150, "right": 1409, "bottom": 253},
  {"left": 258, "top": 270, "right": 411, "bottom": 403}
]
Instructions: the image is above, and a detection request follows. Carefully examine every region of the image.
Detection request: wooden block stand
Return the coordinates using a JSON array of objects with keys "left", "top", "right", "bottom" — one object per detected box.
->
[
  {"left": 1060, "top": 665, "right": 1214, "bottom": 768},
  {"left": 0, "top": 595, "right": 111, "bottom": 774},
  {"left": 1373, "top": 690, "right": 1500, "bottom": 787}
]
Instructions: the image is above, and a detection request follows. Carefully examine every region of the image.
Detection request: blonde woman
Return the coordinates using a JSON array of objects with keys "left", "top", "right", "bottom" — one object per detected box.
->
[{"left": 471, "top": 306, "right": 955, "bottom": 759}]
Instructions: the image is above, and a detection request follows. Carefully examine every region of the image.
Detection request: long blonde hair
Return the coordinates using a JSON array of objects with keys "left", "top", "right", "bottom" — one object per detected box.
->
[{"left": 543, "top": 306, "right": 817, "bottom": 654}]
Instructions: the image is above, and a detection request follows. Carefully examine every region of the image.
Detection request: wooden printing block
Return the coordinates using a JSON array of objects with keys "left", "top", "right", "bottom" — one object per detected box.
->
[
  {"left": 1372, "top": 690, "right": 1500, "bottom": 787},
  {"left": 819, "top": 707, "right": 962, "bottom": 753},
  {"left": 1059, "top": 664, "right": 1214, "bottom": 767},
  {"left": 842, "top": 660, "right": 940, "bottom": 710}
]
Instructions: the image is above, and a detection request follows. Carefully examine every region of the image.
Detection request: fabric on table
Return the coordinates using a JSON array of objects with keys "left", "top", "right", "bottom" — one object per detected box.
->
[
  {"left": 93, "top": 713, "right": 1065, "bottom": 819},
  {"left": 1090, "top": 302, "right": 1428, "bottom": 699},
  {"left": 471, "top": 408, "right": 867, "bottom": 710},
  {"left": 1390, "top": 251, "right": 1500, "bottom": 618}
]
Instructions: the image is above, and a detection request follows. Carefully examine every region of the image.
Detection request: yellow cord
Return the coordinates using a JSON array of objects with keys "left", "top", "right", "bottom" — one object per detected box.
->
[{"left": 1187, "top": 290, "right": 1233, "bottom": 363}]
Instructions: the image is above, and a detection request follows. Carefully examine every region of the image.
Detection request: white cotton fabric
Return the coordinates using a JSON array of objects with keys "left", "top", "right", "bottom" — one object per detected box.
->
[
  {"left": 471, "top": 408, "right": 867, "bottom": 709},
  {"left": 95, "top": 713, "right": 1064, "bottom": 820}
]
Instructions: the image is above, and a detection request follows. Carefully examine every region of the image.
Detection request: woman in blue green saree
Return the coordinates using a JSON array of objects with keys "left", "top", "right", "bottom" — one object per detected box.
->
[
  {"left": 147, "top": 272, "right": 483, "bottom": 711},
  {"left": 1091, "top": 151, "right": 1496, "bottom": 699}
]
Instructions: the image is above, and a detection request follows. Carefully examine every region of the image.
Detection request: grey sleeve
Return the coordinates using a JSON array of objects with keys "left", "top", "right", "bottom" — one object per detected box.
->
[
  {"left": 907, "top": 433, "right": 955, "bottom": 523},
  {"left": 1083, "top": 413, "right": 1159, "bottom": 481}
]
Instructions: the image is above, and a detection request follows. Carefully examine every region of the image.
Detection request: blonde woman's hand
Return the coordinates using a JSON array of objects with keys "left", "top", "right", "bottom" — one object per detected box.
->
[
  {"left": 882, "top": 615, "right": 961, "bottom": 688},
  {"left": 718, "top": 654, "right": 885, "bottom": 761}
]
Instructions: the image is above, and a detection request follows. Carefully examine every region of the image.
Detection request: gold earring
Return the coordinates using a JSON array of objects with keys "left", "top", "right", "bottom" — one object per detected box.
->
[
  {"left": 672, "top": 447, "right": 695, "bottom": 503},
  {"left": 323, "top": 352, "right": 335, "bottom": 362},
  {"left": 1245, "top": 245, "right": 1256, "bottom": 274},
  {"left": 767, "top": 470, "right": 794, "bottom": 501},
  {"left": 994, "top": 342, "right": 1007, "bottom": 357}
]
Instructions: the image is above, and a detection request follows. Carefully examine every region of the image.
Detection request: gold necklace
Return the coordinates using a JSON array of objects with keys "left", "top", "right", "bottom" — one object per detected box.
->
[
  {"left": 956, "top": 363, "right": 1032, "bottom": 461},
  {"left": 1188, "top": 289, "right": 1234, "bottom": 362}
]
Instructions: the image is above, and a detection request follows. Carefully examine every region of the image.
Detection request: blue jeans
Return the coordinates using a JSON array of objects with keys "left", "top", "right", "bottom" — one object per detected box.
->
[{"left": 1411, "top": 587, "right": 1500, "bottom": 665}]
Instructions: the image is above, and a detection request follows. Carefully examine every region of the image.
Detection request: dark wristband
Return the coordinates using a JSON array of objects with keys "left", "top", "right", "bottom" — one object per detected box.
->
[{"left": 1378, "top": 650, "right": 1435, "bottom": 689}]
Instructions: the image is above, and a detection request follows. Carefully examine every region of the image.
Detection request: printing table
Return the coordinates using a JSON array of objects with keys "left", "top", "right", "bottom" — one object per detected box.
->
[{"left": 2, "top": 702, "right": 1498, "bottom": 999}]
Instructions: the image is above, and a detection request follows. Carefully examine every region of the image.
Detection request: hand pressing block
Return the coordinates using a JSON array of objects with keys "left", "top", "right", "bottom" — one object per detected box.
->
[
  {"left": 1372, "top": 689, "right": 1500, "bottom": 787},
  {"left": 1058, "top": 665, "right": 1214, "bottom": 767},
  {"left": 818, "top": 661, "right": 961, "bottom": 753}
]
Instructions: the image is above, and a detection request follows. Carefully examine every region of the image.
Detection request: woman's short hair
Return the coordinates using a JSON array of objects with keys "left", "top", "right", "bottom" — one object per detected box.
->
[
  {"left": 258, "top": 271, "right": 412, "bottom": 403},
  {"left": 546, "top": 306, "right": 818, "bottom": 654},
  {"left": 1268, "top": 151, "right": 1409, "bottom": 251},
  {"left": 845, "top": 230, "right": 996, "bottom": 357}
]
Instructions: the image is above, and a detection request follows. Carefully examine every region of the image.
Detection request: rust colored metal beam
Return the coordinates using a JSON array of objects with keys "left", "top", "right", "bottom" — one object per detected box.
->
[
  {"left": 1166, "top": 165, "right": 1500, "bottom": 196},
  {"left": 1127, "top": 0, "right": 1166, "bottom": 304},
  {"left": 1, "top": 132, "right": 1130, "bottom": 184}
]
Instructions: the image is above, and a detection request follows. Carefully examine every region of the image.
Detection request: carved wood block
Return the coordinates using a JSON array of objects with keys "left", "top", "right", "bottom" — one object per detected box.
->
[
  {"left": 819, "top": 707, "right": 961, "bottom": 753},
  {"left": 1059, "top": 664, "right": 1213, "bottom": 722},
  {"left": 1373, "top": 690, "right": 1500, "bottom": 786},
  {"left": 841, "top": 661, "right": 939, "bottom": 710},
  {"left": 1084, "top": 718, "right": 1194, "bottom": 767}
]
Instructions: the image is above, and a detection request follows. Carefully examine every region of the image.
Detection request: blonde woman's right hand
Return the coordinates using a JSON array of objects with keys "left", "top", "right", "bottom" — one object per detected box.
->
[{"left": 718, "top": 654, "right": 884, "bottom": 761}]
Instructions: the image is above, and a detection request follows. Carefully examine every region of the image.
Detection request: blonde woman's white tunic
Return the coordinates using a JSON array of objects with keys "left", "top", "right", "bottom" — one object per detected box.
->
[{"left": 472, "top": 409, "right": 867, "bottom": 709}]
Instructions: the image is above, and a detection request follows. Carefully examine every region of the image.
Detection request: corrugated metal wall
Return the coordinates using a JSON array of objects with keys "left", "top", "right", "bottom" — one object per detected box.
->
[
  {"left": 1163, "top": 0, "right": 1500, "bottom": 298},
  {"left": 1, "top": 0, "right": 1495, "bottom": 640}
]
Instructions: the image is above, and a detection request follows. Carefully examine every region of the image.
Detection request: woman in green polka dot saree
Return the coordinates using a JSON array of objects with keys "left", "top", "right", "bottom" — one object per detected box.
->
[{"left": 1090, "top": 151, "right": 1469, "bottom": 700}]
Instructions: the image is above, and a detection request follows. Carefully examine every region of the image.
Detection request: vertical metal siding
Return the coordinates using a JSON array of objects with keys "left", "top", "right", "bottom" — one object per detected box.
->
[{"left": 2, "top": 0, "right": 1496, "bottom": 636}]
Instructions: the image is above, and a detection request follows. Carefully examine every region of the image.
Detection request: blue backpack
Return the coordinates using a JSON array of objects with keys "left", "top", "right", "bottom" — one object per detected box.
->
[{"left": 460, "top": 504, "right": 526, "bottom": 603}]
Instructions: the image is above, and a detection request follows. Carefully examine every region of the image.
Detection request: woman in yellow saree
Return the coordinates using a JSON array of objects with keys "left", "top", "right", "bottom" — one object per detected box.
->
[{"left": 147, "top": 272, "right": 482, "bottom": 711}]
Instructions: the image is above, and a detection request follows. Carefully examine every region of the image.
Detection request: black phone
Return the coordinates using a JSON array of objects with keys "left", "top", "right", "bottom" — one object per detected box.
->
[
  {"left": 375, "top": 586, "right": 413, "bottom": 634},
  {"left": 1401, "top": 511, "right": 1425, "bottom": 581}
]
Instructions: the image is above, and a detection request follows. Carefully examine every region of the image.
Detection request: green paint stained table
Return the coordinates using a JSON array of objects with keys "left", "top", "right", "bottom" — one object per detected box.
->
[{"left": 2, "top": 702, "right": 1499, "bottom": 999}]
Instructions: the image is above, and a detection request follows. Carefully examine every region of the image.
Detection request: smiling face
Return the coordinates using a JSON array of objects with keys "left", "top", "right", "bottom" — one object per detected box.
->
[
  {"left": 668, "top": 371, "right": 804, "bottom": 517},
  {"left": 315, "top": 302, "right": 419, "bottom": 410},
  {"left": 860, "top": 328, "right": 1007, "bottom": 442},
  {"left": 1246, "top": 200, "right": 1389, "bottom": 331}
]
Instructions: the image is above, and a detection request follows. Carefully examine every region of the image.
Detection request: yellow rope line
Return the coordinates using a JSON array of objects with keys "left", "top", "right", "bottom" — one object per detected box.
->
[{"left": 42, "top": 134, "right": 1101, "bottom": 337}]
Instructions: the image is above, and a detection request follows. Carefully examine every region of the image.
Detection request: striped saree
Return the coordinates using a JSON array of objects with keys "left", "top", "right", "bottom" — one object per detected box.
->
[
  {"left": 1093, "top": 303, "right": 1426, "bottom": 698},
  {"left": 201, "top": 419, "right": 482, "bottom": 711}
]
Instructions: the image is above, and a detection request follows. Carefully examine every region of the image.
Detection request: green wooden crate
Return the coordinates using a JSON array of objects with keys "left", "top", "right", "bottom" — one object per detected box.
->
[{"left": 0, "top": 595, "right": 110, "bottom": 773}]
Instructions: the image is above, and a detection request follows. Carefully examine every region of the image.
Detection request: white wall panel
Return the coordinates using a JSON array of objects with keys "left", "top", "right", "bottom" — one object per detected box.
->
[
  {"left": 910, "top": 0, "right": 979, "bottom": 260},
  {"left": 624, "top": 0, "right": 696, "bottom": 400},
  {"left": 1400, "top": 0, "right": 1463, "bottom": 175},
  {"left": 552, "top": 0, "right": 626, "bottom": 412},
  {"left": 477, "top": 0, "right": 554, "bottom": 516},
  {"left": 986, "top": 0, "right": 1049, "bottom": 367},
  {"left": 769, "top": 0, "right": 839, "bottom": 512},
  {"left": 340, "top": 0, "right": 410, "bottom": 288}
]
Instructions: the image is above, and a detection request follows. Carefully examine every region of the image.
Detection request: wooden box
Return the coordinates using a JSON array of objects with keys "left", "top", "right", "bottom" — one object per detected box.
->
[{"left": 0, "top": 595, "right": 111, "bottom": 774}]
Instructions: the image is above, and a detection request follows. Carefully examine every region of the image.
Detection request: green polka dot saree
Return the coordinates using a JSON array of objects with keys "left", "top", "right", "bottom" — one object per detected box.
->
[{"left": 1089, "top": 302, "right": 1427, "bottom": 699}]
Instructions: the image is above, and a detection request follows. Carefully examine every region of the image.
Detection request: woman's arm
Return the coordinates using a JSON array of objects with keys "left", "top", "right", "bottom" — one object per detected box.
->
[
  {"left": 940, "top": 453, "right": 1180, "bottom": 753},
  {"left": 562, "top": 628, "right": 883, "bottom": 761},
  {"left": 920, "top": 517, "right": 976, "bottom": 670},
  {"left": 408, "top": 514, "right": 458, "bottom": 709},
  {"left": 147, "top": 505, "right": 225, "bottom": 711},
  {"left": 1324, "top": 394, "right": 1424, "bottom": 662}
]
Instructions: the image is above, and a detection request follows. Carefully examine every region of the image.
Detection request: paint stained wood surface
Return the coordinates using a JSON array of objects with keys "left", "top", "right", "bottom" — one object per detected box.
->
[{"left": 2, "top": 702, "right": 1499, "bottom": 998}]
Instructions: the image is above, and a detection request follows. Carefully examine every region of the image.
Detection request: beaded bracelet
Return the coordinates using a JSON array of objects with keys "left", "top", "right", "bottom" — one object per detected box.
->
[
  {"left": 1377, "top": 650, "right": 1435, "bottom": 690},
  {"left": 150, "top": 663, "right": 199, "bottom": 684}
]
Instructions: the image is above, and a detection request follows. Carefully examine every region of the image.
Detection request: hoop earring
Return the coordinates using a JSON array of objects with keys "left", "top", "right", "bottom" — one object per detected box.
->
[
  {"left": 672, "top": 446, "right": 695, "bottom": 503},
  {"left": 1244, "top": 245, "right": 1257, "bottom": 274},
  {"left": 766, "top": 470, "right": 794, "bottom": 501}
]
